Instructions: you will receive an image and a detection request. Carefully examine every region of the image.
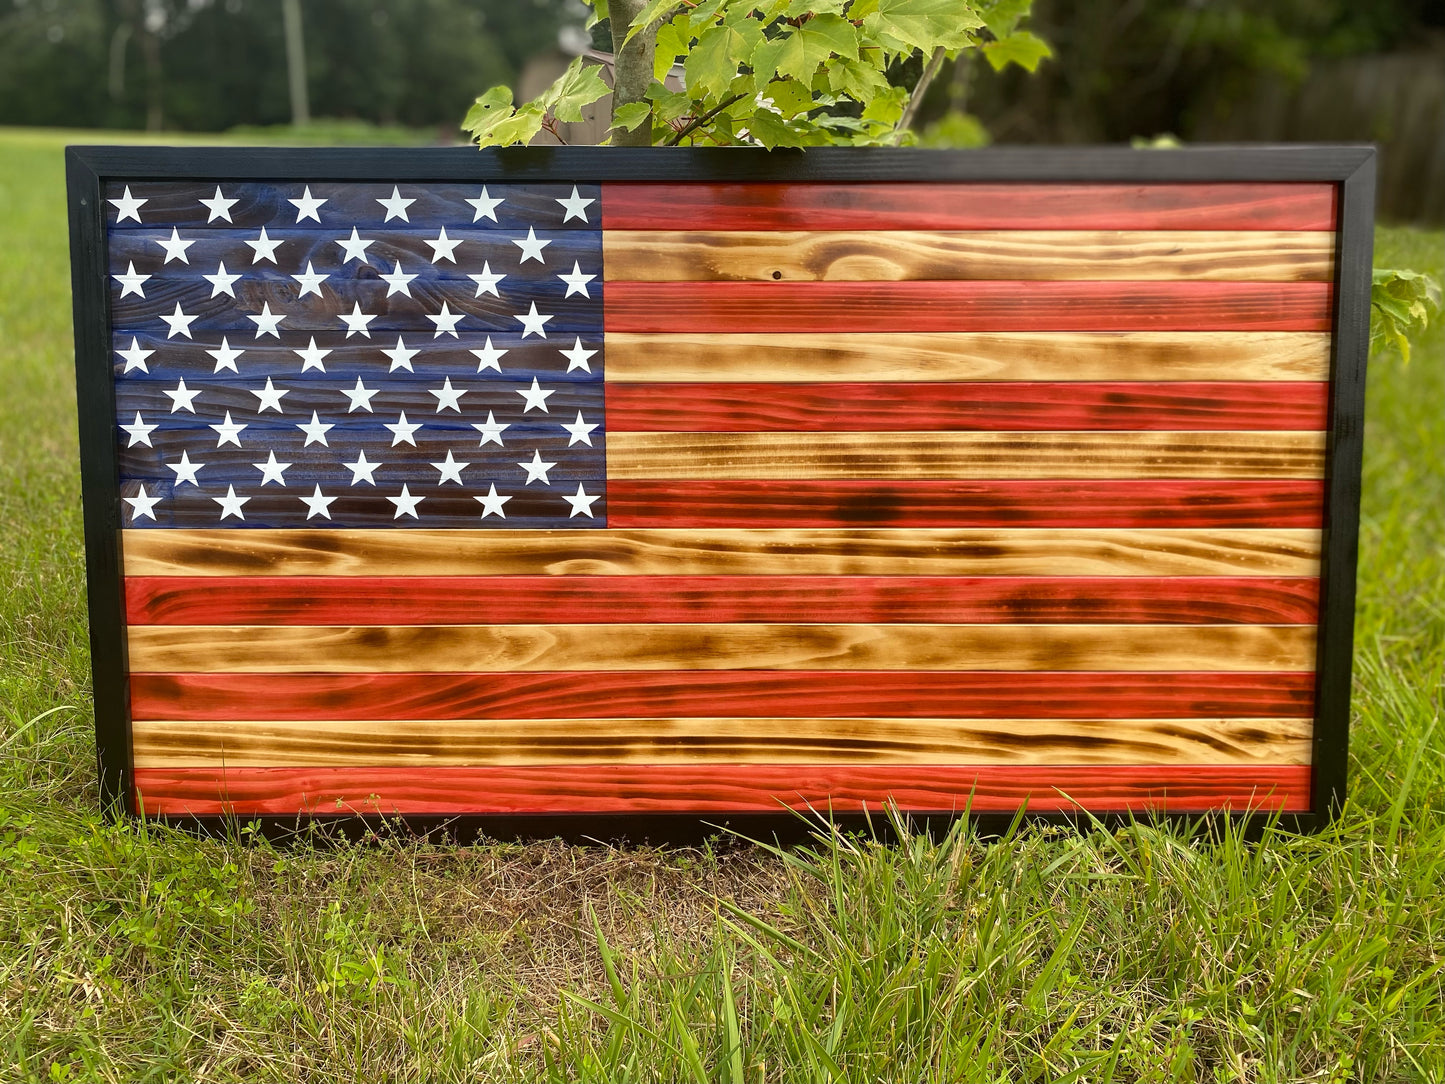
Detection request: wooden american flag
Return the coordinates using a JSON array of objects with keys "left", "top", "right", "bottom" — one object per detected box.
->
[{"left": 68, "top": 148, "right": 1371, "bottom": 831}]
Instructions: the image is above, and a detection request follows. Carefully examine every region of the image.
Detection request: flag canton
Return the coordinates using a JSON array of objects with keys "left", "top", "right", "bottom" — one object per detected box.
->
[{"left": 106, "top": 180, "right": 605, "bottom": 529}]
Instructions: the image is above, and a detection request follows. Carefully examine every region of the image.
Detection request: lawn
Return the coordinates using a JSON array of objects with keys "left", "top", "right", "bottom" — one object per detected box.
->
[{"left": 1, "top": 125, "right": 1441, "bottom": 1082}]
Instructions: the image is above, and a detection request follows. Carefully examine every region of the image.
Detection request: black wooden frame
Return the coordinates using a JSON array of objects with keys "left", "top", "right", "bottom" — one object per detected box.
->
[{"left": 67, "top": 144, "right": 1375, "bottom": 843}]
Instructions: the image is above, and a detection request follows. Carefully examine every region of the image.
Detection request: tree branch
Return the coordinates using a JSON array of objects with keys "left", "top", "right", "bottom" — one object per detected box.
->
[
  {"left": 896, "top": 46, "right": 947, "bottom": 139},
  {"left": 666, "top": 92, "right": 748, "bottom": 146},
  {"left": 609, "top": 0, "right": 659, "bottom": 146}
]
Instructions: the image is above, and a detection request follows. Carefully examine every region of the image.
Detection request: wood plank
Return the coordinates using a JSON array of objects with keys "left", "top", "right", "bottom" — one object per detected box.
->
[
  {"left": 602, "top": 230, "right": 1336, "bottom": 282},
  {"left": 128, "top": 671, "right": 1319, "bottom": 722},
  {"left": 121, "top": 527, "right": 1323, "bottom": 578},
  {"left": 600, "top": 183, "right": 1338, "bottom": 232},
  {"left": 123, "top": 575, "right": 1321, "bottom": 626},
  {"left": 605, "top": 480, "right": 1325, "bottom": 528},
  {"left": 602, "top": 332, "right": 1332, "bottom": 382},
  {"left": 130, "top": 716, "right": 1314, "bottom": 768},
  {"left": 124, "top": 623, "right": 1319, "bottom": 673},
  {"left": 604, "top": 281, "right": 1333, "bottom": 333},
  {"left": 131, "top": 763, "right": 1314, "bottom": 815},
  {"left": 603, "top": 382, "right": 1330, "bottom": 432},
  {"left": 605, "top": 431, "right": 1327, "bottom": 480}
]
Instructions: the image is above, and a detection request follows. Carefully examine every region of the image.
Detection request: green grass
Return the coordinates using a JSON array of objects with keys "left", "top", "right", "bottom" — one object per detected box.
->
[{"left": 1, "top": 125, "right": 1441, "bottom": 1082}]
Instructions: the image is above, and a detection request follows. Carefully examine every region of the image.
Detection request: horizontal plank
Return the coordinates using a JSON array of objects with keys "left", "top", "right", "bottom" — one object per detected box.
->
[
  {"left": 602, "top": 230, "right": 1335, "bottom": 283},
  {"left": 129, "top": 671, "right": 1319, "bottom": 722},
  {"left": 124, "top": 623, "right": 1319, "bottom": 673},
  {"left": 602, "top": 332, "right": 1332, "bottom": 382},
  {"left": 121, "top": 528, "right": 1323, "bottom": 577},
  {"left": 603, "top": 382, "right": 1330, "bottom": 432},
  {"left": 605, "top": 480, "right": 1325, "bottom": 528},
  {"left": 123, "top": 575, "right": 1321, "bottom": 626},
  {"left": 600, "top": 183, "right": 1338, "bottom": 231},
  {"left": 603, "top": 281, "right": 1333, "bottom": 334},
  {"left": 131, "top": 763, "right": 1314, "bottom": 815},
  {"left": 606, "top": 431, "right": 1327, "bottom": 480},
  {"left": 131, "top": 716, "right": 1314, "bottom": 768}
]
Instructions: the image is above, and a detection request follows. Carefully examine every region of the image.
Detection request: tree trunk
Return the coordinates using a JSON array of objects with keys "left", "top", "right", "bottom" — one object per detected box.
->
[{"left": 608, "top": 0, "right": 658, "bottom": 147}]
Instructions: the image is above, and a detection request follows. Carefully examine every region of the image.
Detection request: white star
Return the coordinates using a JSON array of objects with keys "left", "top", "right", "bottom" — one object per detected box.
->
[
  {"left": 121, "top": 412, "right": 157, "bottom": 447},
  {"left": 297, "top": 410, "right": 334, "bottom": 447},
  {"left": 199, "top": 185, "right": 238, "bottom": 222},
  {"left": 206, "top": 337, "right": 243, "bottom": 373},
  {"left": 166, "top": 450, "right": 204, "bottom": 486},
  {"left": 253, "top": 449, "right": 292, "bottom": 485},
  {"left": 300, "top": 485, "right": 338, "bottom": 520},
  {"left": 426, "top": 226, "right": 463, "bottom": 263},
  {"left": 475, "top": 484, "right": 511, "bottom": 518},
  {"left": 251, "top": 376, "right": 289, "bottom": 412},
  {"left": 161, "top": 303, "right": 197, "bottom": 339},
  {"left": 561, "top": 411, "right": 598, "bottom": 446},
  {"left": 248, "top": 302, "right": 285, "bottom": 338},
  {"left": 426, "top": 301, "right": 464, "bottom": 338},
  {"left": 164, "top": 378, "right": 201, "bottom": 413},
  {"left": 339, "top": 303, "right": 376, "bottom": 338},
  {"left": 561, "top": 337, "right": 597, "bottom": 373},
  {"left": 335, "top": 227, "right": 373, "bottom": 263},
  {"left": 156, "top": 227, "right": 195, "bottom": 264},
  {"left": 385, "top": 411, "right": 422, "bottom": 446},
  {"left": 340, "top": 376, "right": 378, "bottom": 412},
  {"left": 108, "top": 185, "right": 146, "bottom": 222},
  {"left": 512, "top": 226, "right": 551, "bottom": 263},
  {"left": 113, "top": 262, "right": 149, "bottom": 298},
  {"left": 564, "top": 483, "right": 601, "bottom": 518},
  {"left": 117, "top": 337, "right": 153, "bottom": 373},
  {"left": 295, "top": 336, "right": 331, "bottom": 372},
  {"left": 467, "top": 186, "right": 503, "bottom": 222},
  {"left": 213, "top": 485, "right": 250, "bottom": 520},
  {"left": 377, "top": 185, "right": 415, "bottom": 222},
  {"left": 556, "top": 185, "right": 594, "bottom": 223},
  {"left": 124, "top": 484, "right": 162, "bottom": 522},
  {"left": 471, "top": 336, "right": 507, "bottom": 372},
  {"left": 203, "top": 261, "right": 241, "bottom": 298},
  {"left": 516, "top": 376, "right": 555, "bottom": 413},
  {"left": 379, "top": 261, "right": 416, "bottom": 297},
  {"left": 472, "top": 411, "right": 508, "bottom": 446},
  {"left": 430, "top": 449, "right": 469, "bottom": 485},
  {"left": 292, "top": 261, "right": 328, "bottom": 298},
  {"left": 558, "top": 261, "right": 595, "bottom": 298},
  {"left": 288, "top": 185, "right": 327, "bottom": 222},
  {"left": 468, "top": 262, "right": 506, "bottom": 297},
  {"left": 383, "top": 336, "right": 418, "bottom": 372},
  {"left": 517, "top": 449, "right": 557, "bottom": 484},
  {"left": 515, "top": 301, "right": 553, "bottom": 339},
  {"left": 428, "top": 376, "right": 466, "bottom": 412},
  {"left": 386, "top": 484, "right": 424, "bottom": 519},
  {"left": 343, "top": 449, "right": 381, "bottom": 485},
  {"left": 210, "top": 411, "right": 247, "bottom": 447},
  {"left": 245, "top": 226, "right": 283, "bottom": 264}
]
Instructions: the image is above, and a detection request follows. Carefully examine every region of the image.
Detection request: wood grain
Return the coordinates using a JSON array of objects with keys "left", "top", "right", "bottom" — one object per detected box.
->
[
  {"left": 121, "top": 528, "right": 1323, "bottom": 578},
  {"left": 130, "top": 716, "right": 1314, "bottom": 768},
  {"left": 131, "top": 763, "right": 1314, "bottom": 815},
  {"left": 123, "top": 622, "right": 1319, "bottom": 673},
  {"left": 605, "top": 431, "right": 1327, "bottom": 480},
  {"left": 604, "top": 281, "right": 1333, "bottom": 334},
  {"left": 602, "top": 332, "right": 1332, "bottom": 382},
  {"left": 602, "top": 230, "right": 1336, "bottom": 282}
]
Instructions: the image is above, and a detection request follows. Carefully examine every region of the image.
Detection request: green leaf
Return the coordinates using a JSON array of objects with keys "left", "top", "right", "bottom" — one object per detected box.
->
[
  {"left": 760, "top": 77, "right": 815, "bottom": 118},
  {"left": 463, "top": 85, "right": 546, "bottom": 148},
  {"left": 752, "top": 14, "right": 859, "bottom": 84},
  {"left": 976, "top": 0, "right": 1030, "bottom": 37},
  {"left": 1371, "top": 267, "right": 1442, "bottom": 363},
  {"left": 863, "top": 0, "right": 983, "bottom": 54},
  {"left": 981, "top": 29, "right": 1051, "bottom": 71},
  {"left": 542, "top": 57, "right": 611, "bottom": 124},
  {"left": 611, "top": 101, "right": 653, "bottom": 132},
  {"left": 622, "top": 0, "right": 685, "bottom": 45},
  {"left": 826, "top": 55, "right": 890, "bottom": 100},
  {"left": 654, "top": 17, "right": 690, "bottom": 80},
  {"left": 686, "top": 23, "right": 759, "bottom": 99},
  {"left": 860, "top": 82, "right": 907, "bottom": 125},
  {"left": 462, "top": 84, "right": 514, "bottom": 135},
  {"left": 586, "top": 0, "right": 609, "bottom": 29},
  {"left": 741, "top": 108, "right": 801, "bottom": 148}
]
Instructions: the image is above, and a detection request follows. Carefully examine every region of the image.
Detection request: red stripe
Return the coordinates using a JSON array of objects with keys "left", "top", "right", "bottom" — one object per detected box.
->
[
  {"left": 605, "top": 479, "right": 1325, "bottom": 528},
  {"left": 604, "top": 281, "right": 1333, "bottom": 333},
  {"left": 129, "top": 671, "right": 1317, "bottom": 721},
  {"left": 133, "top": 764, "right": 1311, "bottom": 815},
  {"left": 601, "top": 183, "right": 1338, "bottom": 231},
  {"left": 604, "top": 382, "right": 1330, "bottom": 432},
  {"left": 124, "top": 575, "right": 1320, "bottom": 626}
]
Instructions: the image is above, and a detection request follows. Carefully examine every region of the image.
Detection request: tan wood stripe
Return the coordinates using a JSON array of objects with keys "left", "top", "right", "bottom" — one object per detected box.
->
[
  {"left": 121, "top": 528, "right": 1322, "bottom": 578},
  {"left": 605, "top": 431, "right": 1326, "bottom": 481},
  {"left": 130, "top": 716, "right": 1314, "bottom": 767},
  {"left": 125, "top": 623, "right": 1318, "bottom": 673},
  {"left": 602, "top": 230, "right": 1336, "bottom": 283},
  {"left": 603, "top": 332, "right": 1332, "bottom": 382}
]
